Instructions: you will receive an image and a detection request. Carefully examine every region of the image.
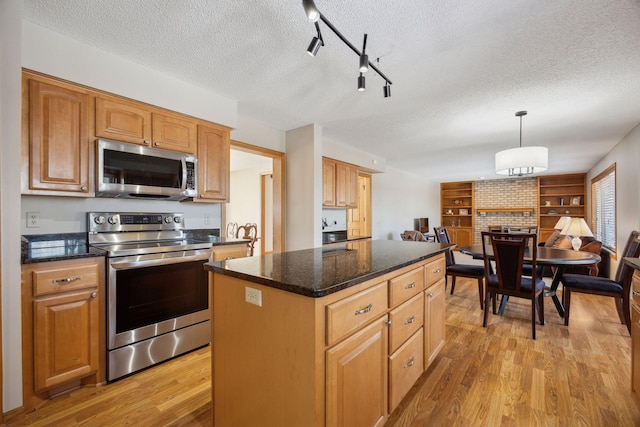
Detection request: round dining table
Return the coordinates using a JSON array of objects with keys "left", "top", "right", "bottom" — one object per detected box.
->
[{"left": 458, "top": 245, "right": 601, "bottom": 318}]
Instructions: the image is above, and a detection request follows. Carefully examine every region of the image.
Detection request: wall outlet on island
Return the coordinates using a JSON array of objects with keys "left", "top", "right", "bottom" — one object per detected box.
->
[
  {"left": 26, "top": 212, "right": 40, "bottom": 228},
  {"left": 245, "top": 286, "right": 262, "bottom": 307}
]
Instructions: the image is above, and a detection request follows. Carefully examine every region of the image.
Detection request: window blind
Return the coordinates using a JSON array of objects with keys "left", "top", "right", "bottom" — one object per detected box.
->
[{"left": 591, "top": 165, "right": 616, "bottom": 251}]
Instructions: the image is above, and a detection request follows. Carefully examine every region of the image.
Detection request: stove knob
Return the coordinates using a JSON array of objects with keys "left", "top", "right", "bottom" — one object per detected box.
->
[
  {"left": 108, "top": 216, "right": 118, "bottom": 225},
  {"left": 164, "top": 216, "right": 173, "bottom": 224},
  {"left": 174, "top": 216, "right": 182, "bottom": 223},
  {"left": 93, "top": 216, "right": 105, "bottom": 225}
]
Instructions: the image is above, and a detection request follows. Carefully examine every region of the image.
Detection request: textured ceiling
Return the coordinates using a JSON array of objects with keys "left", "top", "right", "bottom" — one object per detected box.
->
[{"left": 22, "top": 0, "right": 640, "bottom": 181}]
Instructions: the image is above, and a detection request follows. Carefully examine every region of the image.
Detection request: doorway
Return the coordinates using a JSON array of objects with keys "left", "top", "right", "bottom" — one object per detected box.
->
[{"left": 227, "top": 141, "right": 285, "bottom": 254}]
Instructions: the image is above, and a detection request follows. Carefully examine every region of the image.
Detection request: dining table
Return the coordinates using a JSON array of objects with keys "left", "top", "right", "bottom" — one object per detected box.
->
[{"left": 458, "top": 244, "right": 601, "bottom": 319}]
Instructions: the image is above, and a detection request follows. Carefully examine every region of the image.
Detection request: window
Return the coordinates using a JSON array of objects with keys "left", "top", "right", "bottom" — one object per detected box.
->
[{"left": 591, "top": 164, "right": 616, "bottom": 251}]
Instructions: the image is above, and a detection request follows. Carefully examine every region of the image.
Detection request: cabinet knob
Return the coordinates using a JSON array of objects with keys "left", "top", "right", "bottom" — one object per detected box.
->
[
  {"left": 633, "top": 289, "right": 640, "bottom": 296},
  {"left": 427, "top": 292, "right": 434, "bottom": 298},
  {"left": 143, "top": 139, "right": 150, "bottom": 145},
  {"left": 81, "top": 186, "right": 88, "bottom": 191},
  {"left": 154, "top": 141, "right": 160, "bottom": 147},
  {"left": 91, "top": 292, "right": 97, "bottom": 298},
  {"left": 385, "top": 320, "right": 393, "bottom": 326},
  {"left": 200, "top": 194, "right": 204, "bottom": 198}
]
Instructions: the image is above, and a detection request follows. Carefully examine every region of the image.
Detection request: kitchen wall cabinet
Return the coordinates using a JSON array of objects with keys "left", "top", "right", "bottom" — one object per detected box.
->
[
  {"left": 211, "top": 252, "right": 446, "bottom": 426},
  {"left": 22, "top": 69, "right": 229, "bottom": 200},
  {"left": 22, "top": 76, "right": 92, "bottom": 197},
  {"left": 323, "top": 157, "right": 359, "bottom": 208},
  {"left": 21, "top": 257, "right": 105, "bottom": 413},
  {"left": 195, "top": 124, "right": 230, "bottom": 202},
  {"left": 537, "top": 174, "right": 586, "bottom": 242},
  {"left": 440, "top": 181, "right": 474, "bottom": 246}
]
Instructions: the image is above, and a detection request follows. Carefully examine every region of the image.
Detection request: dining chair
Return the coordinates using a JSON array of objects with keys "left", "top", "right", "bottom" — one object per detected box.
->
[
  {"left": 561, "top": 230, "right": 640, "bottom": 331},
  {"left": 434, "top": 226, "right": 485, "bottom": 309},
  {"left": 481, "top": 231, "right": 545, "bottom": 339},
  {"left": 236, "top": 223, "right": 258, "bottom": 256}
]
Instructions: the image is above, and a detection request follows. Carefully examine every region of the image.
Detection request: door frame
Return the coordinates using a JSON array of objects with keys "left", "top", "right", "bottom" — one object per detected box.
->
[{"left": 230, "top": 140, "right": 286, "bottom": 253}]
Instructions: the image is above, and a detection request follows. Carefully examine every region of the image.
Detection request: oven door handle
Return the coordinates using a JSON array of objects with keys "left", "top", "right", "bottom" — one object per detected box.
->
[{"left": 109, "top": 250, "right": 211, "bottom": 270}]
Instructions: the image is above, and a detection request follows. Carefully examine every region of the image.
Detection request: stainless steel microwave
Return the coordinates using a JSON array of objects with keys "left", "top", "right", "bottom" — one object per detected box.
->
[{"left": 96, "top": 139, "right": 197, "bottom": 201}]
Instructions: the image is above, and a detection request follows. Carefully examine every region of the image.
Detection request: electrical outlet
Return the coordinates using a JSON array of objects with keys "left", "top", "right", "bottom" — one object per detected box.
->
[
  {"left": 204, "top": 214, "right": 211, "bottom": 225},
  {"left": 245, "top": 286, "right": 262, "bottom": 307},
  {"left": 26, "top": 212, "right": 40, "bottom": 228}
]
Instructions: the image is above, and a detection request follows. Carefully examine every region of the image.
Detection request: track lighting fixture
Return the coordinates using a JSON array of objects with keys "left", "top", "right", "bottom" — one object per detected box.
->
[
  {"left": 306, "top": 22, "right": 323, "bottom": 56},
  {"left": 302, "top": 0, "right": 392, "bottom": 97},
  {"left": 359, "top": 34, "right": 368, "bottom": 73}
]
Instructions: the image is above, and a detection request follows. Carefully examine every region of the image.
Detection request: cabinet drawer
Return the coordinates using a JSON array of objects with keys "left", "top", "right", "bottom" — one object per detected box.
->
[
  {"left": 425, "top": 255, "right": 446, "bottom": 286},
  {"left": 32, "top": 262, "right": 100, "bottom": 296},
  {"left": 389, "top": 266, "right": 423, "bottom": 306},
  {"left": 326, "top": 281, "right": 388, "bottom": 346},
  {"left": 632, "top": 271, "right": 640, "bottom": 308},
  {"left": 389, "top": 293, "right": 424, "bottom": 354},
  {"left": 211, "top": 244, "right": 248, "bottom": 262},
  {"left": 389, "top": 328, "right": 424, "bottom": 412}
]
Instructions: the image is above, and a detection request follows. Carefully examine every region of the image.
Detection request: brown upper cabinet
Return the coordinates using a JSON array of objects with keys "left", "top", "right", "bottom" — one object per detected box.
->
[
  {"left": 96, "top": 96, "right": 197, "bottom": 154},
  {"left": 23, "top": 77, "right": 93, "bottom": 196},
  {"left": 22, "top": 70, "right": 230, "bottom": 202},
  {"left": 323, "top": 157, "right": 358, "bottom": 208}
]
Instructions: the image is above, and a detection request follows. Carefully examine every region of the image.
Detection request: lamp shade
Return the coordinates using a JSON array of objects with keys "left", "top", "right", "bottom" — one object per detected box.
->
[
  {"left": 560, "top": 218, "right": 593, "bottom": 238},
  {"left": 495, "top": 146, "right": 548, "bottom": 176},
  {"left": 554, "top": 216, "right": 571, "bottom": 231}
]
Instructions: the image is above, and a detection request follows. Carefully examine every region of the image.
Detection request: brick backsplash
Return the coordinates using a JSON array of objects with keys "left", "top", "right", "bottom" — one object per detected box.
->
[{"left": 474, "top": 177, "right": 538, "bottom": 244}]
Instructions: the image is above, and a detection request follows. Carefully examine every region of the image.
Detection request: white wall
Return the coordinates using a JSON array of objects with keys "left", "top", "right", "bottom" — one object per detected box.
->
[
  {"left": 371, "top": 168, "right": 440, "bottom": 240},
  {"left": 2, "top": 0, "right": 24, "bottom": 412},
  {"left": 231, "top": 115, "right": 286, "bottom": 153},
  {"left": 587, "top": 122, "right": 640, "bottom": 276}
]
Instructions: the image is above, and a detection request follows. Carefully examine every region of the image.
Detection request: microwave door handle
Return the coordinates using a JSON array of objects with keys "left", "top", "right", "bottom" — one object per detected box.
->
[{"left": 181, "top": 158, "right": 188, "bottom": 192}]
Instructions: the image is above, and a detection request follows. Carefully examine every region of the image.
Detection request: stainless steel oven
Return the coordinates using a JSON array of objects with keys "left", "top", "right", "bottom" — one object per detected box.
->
[{"left": 88, "top": 212, "right": 212, "bottom": 381}]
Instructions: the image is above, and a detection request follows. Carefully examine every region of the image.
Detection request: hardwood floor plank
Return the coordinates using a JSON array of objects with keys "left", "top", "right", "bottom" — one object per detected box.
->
[{"left": 8, "top": 278, "right": 640, "bottom": 426}]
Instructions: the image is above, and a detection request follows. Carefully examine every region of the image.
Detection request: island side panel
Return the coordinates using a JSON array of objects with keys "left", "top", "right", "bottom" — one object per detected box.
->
[{"left": 210, "top": 272, "right": 323, "bottom": 426}]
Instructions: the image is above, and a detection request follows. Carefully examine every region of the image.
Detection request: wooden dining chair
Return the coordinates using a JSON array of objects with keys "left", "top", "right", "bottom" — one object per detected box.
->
[
  {"left": 481, "top": 231, "right": 545, "bottom": 339},
  {"left": 236, "top": 223, "right": 258, "bottom": 256},
  {"left": 434, "top": 226, "right": 485, "bottom": 309},
  {"left": 561, "top": 230, "right": 640, "bottom": 331}
]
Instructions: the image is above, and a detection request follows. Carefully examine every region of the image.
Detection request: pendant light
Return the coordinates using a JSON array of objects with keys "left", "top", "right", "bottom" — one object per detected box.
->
[{"left": 495, "top": 111, "right": 548, "bottom": 176}]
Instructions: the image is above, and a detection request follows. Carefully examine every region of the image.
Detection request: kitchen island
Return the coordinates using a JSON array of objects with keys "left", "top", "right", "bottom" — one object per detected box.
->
[{"left": 204, "top": 239, "right": 451, "bottom": 426}]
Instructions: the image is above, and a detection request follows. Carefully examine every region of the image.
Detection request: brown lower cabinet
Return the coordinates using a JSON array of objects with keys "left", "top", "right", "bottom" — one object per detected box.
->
[
  {"left": 22, "top": 257, "right": 105, "bottom": 413},
  {"left": 632, "top": 269, "right": 640, "bottom": 396},
  {"left": 210, "top": 252, "right": 446, "bottom": 426}
]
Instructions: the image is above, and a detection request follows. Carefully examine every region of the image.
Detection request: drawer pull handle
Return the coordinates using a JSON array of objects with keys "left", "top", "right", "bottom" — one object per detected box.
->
[
  {"left": 634, "top": 290, "right": 640, "bottom": 296},
  {"left": 404, "top": 316, "right": 416, "bottom": 325},
  {"left": 404, "top": 282, "right": 416, "bottom": 289},
  {"left": 52, "top": 276, "right": 81, "bottom": 284},
  {"left": 433, "top": 268, "right": 441, "bottom": 273},
  {"left": 404, "top": 357, "right": 415, "bottom": 369},
  {"left": 355, "top": 303, "right": 373, "bottom": 316}
]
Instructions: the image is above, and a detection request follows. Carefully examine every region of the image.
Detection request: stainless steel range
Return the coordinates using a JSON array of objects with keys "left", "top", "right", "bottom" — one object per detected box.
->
[{"left": 88, "top": 212, "right": 212, "bottom": 381}]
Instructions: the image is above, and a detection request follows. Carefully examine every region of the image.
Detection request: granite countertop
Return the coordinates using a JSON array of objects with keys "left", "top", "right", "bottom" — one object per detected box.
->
[
  {"left": 624, "top": 257, "right": 640, "bottom": 270},
  {"left": 22, "top": 228, "right": 248, "bottom": 264},
  {"left": 204, "top": 239, "right": 452, "bottom": 297}
]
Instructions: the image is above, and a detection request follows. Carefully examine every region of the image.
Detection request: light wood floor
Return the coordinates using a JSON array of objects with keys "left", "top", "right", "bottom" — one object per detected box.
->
[{"left": 7, "top": 277, "right": 640, "bottom": 426}]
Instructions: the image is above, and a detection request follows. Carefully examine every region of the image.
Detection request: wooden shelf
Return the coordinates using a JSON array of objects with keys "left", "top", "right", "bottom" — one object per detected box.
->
[{"left": 476, "top": 208, "right": 533, "bottom": 214}]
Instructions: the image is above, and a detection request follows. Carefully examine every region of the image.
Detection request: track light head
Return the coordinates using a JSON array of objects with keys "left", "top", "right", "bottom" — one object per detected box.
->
[
  {"left": 302, "top": 0, "right": 320, "bottom": 22},
  {"left": 307, "top": 36, "right": 322, "bottom": 56},
  {"left": 383, "top": 83, "right": 391, "bottom": 98},
  {"left": 359, "top": 54, "right": 368, "bottom": 73},
  {"left": 358, "top": 73, "right": 365, "bottom": 91}
]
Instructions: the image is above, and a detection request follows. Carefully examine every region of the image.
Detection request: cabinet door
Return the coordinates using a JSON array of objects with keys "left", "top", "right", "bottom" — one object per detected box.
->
[
  {"left": 633, "top": 304, "right": 640, "bottom": 396},
  {"left": 26, "top": 79, "right": 91, "bottom": 195},
  {"left": 196, "top": 124, "right": 230, "bottom": 202},
  {"left": 347, "top": 165, "right": 359, "bottom": 208},
  {"left": 449, "top": 227, "right": 473, "bottom": 247},
  {"left": 33, "top": 289, "right": 100, "bottom": 392},
  {"left": 95, "top": 96, "right": 151, "bottom": 145},
  {"left": 151, "top": 112, "right": 197, "bottom": 154},
  {"left": 326, "top": 317, "right": 388, "bottom": 427},
  {"left": 335, "top": 162, "right": 349, "bottom": 207},
  {"left": 424, "top": 279, "right": 445, "bottom": 368},
  {"left": 323, "top": 158, "right": 337, "bottom": 207}
]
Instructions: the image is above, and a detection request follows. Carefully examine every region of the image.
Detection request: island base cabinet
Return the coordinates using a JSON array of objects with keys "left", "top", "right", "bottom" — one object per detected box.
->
[
  {"left": 425, "top": 278, "right": 446, "bottom": 368},
  {"left": 632, "top": 303, "right": 640, "bottom": 395},
  {"left": 389, "top": 328, "right": 424, "bottom": 411},
  {"left": 326, "top": 316, "right": 389, "bottom": 427}
]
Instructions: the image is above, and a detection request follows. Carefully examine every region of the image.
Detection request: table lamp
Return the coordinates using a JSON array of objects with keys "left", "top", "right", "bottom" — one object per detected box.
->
[
  {"left": 560, "top": 217, "right": 593, "bottom": 251},
  {"left": 554, "top": 216, "right": 571, "bottom": 231}
]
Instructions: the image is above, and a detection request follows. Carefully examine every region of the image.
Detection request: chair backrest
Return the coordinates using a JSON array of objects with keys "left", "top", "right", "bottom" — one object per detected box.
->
[
  {"left": 433, "top": 226, "right": 454, "bottom": 266},
  {"left": 481, "top": 231, "right": 538, "bottom": 293},
  {"left": 236, "top": 223, "right": 258, "bottom": 256},
  {"left": 614, "top": 230, "right": 640, "bottom": 283},
  {"left": 400, "top": 230, "right": 427, "bottom": 241}
]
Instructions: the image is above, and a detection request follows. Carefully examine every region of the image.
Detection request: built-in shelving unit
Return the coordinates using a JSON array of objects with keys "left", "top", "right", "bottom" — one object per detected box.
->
[
  {"left": 440, "top": 181, "right": 474, "bottom": 246},
  {"left": 538, "top": 173, "right": 586, "bottom": 241}
]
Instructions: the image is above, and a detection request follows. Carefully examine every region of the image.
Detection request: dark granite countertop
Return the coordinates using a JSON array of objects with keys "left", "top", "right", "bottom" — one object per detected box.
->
[
  {"left": 22, "top": 228, "right": 248, "bottom": 264},
  {"left": 624, "top": 257, "right": 640, "bottom": 271},
  {"left": 204, "top": 239, "right": 452, "bottom": 297}
]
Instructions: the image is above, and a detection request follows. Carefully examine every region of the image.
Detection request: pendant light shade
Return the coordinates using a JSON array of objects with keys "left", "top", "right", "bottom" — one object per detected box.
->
[{"left": 495, "top": 111, "right": 548, "bottom": 176}]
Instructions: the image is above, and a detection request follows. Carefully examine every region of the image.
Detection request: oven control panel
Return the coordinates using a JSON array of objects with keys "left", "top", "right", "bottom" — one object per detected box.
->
[{"left": 88, "top": 212, "right": 184, "bottom": 233}]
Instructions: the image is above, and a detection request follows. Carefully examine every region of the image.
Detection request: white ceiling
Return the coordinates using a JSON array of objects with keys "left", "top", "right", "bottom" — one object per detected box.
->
[{"left": 22, "top": 0, "right": 640, "bottom": 181}]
